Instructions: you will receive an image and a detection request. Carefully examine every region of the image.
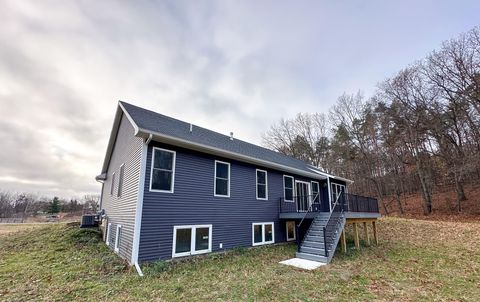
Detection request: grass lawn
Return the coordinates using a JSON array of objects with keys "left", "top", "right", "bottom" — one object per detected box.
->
[
  {"left": 0, "top": 223, "right": 49, "bottom": 235},
  {"left": 1, "top": 218, "right": 479, "bottom": 301}
]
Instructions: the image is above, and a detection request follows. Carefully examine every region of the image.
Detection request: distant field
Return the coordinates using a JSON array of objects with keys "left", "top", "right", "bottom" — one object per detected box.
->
[
  {"left": 0, "top": 223, "right": 50, "bottom": 235},
  {"left": 0, "top": 217, "right": 479, "bottom": 301}
]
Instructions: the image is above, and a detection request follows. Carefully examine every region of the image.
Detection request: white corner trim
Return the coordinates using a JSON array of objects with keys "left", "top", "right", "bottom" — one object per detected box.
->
[{"left": 131, "top": 139, "right": 148, "bottom": 265}]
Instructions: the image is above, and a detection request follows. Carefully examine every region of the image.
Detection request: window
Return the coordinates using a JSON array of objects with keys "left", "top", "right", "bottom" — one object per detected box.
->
[
  {"left": 105, "top": 223, "right": 112, "bottom": 246},
  {"left": 252, "top": 222, "right": 275, "bottom": 246},
  {"left": 172, "top": 225, "right": 212, "bottom": 258},
  {"left": 256, "top": 169, "right": 268, "bottom": 200},
  {"left": 283, "top": 176, "right": 294, "bottom": 202},
  {"left": 311, "top": 181, "right": 320, "bottom": 203},
  {"left": 114, "top": 225, "right": 122, "bottom": 253},
  {"left": 214, "top": 161, "right": 230, "bottom": 197},
  {"left": 331, "top": 183, "right": 346, "bottom": 203},
  {"left": 286, "top": 221, "right": 296, "bottom": 241},
  {"left": 150, "top": 147, "right": 176, "bottom": 193},
  {"left": 117, "top": 164, "right": 125, "bottom": 197},
  {"left": 110, "top": 173, "right": 115, "bottom": 195}
]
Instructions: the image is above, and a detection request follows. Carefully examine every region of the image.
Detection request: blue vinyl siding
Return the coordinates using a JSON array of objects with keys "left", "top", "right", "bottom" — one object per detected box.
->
[{"left": 138, "top": 141, "right": 326, "bottom": 261}]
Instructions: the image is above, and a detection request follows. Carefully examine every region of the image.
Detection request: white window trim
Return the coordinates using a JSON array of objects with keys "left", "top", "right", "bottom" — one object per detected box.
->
[
  {"left": 331, "top": 183, "right": 346, "bottom": 203},
  {"left": 255, "top": 169, "right": 268, "bottom": 200},
  {"left": 149, "top": 147, "right": 176, "bottom": 193},
  {"left": 283, "top": 175, "right": 294, "bottom": 202},
  {"left": 117, "top": 163, "right": 125, "bottom": 197},
  {"left": 110, "top": 172, "right": 115, "bottom": 196},
  {"left": 214, "top": 160, "right": 230, "bottom": 197},
  {"left": 311, "top": 181, "right": 320, "bottom": 203},
  {"left": 252, "top": 222, "right": 275, "bottom": 246},
  {"left": 105, "top": 222, "right": 112, "bottom": 246},
  {"left": 172, "top": 224, "right": 213, "bottom": 258},
  {"left": 114, "top": 224, "right": 122, "bottom": 253},
  {"left": 286, "top": 221, "right": 296, "bottom": 241}
]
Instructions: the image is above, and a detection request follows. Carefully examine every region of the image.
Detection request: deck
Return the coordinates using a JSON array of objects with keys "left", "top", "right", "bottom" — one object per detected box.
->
[{"left": 278, "top": 192, "right": 380, "bottom": 219}]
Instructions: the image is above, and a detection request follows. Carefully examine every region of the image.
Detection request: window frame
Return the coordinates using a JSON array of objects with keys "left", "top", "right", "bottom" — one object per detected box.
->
[
  {"left": 172, "top": 224, "right": 213, "bottom": 258},
  {"left": 286, "top": 221, "right": 296, "bottom": 241},
  {"left": 114, "top": 224, "right": 122, "bottom": 253},
  {"left": 149, "top": 147, "right": 176, "bottom": 193},
  {"left": 110, "top": 172, "right": 115, "bottom": 196},
  {"left": 255, "top": 169, "right": 268, "bottom": 200},
  {"left": 283, "top": 175, "right": 294, "bottom": 202},
  {"left": 117, "top": 164, "right": 125, "bottom": 197},
  {"left": 311, "top": 181, "right": 320, "bottom": 203},
  {"left": 105, "top": 222, "right": 112, "bottom": 246},
  {"left": 214, "top": 160, "right": 230, "bottom": 197},
  {"left": 251, "top": 222, "right": 275, "bottom": 246}
]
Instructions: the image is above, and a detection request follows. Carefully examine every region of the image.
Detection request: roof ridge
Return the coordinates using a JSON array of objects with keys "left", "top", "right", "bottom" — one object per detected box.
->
[{"left": 120, "top": 100, "right": 310, "bottom": 166}]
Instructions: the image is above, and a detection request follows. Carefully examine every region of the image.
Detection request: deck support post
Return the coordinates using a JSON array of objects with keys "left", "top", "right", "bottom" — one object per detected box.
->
[
  {"left": 340, "top": 229, "right": 347, "bottom": 253},
  {"left": 353, "top": 223, "right": 360, "bottom": 249},
  {"left": 363, "top": 222, "right": 370, "bottom": 246},
  {"left": 372, "top": 221, "right": 378, "bottom": 245}
]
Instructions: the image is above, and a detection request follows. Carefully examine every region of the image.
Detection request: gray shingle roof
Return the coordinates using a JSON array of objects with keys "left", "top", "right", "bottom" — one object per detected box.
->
[{"left": 120, "top": 101, "right": 332, "bottom": 179}]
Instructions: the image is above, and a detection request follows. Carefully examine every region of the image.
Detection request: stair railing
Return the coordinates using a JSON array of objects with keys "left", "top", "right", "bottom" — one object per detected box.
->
[
  {"left": 295, "top": 192, "right": 319, "bottom": 252},
  {"left": 322, "top": 191, "right": 345, "bottom": 258}
]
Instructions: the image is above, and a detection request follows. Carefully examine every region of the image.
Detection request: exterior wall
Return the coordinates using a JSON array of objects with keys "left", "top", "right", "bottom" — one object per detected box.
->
[
  {"left": 100, "top": 113, "right": 143, "bottom": 262},
  {"left": 138, "top": 141, "right": 325, "bottom": 262}
]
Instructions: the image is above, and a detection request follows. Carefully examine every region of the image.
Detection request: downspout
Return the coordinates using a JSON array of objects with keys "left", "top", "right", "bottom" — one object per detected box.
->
[
  {"left": 96, "top": 180, "right": 104, "bottom": 210},
  {"left": 131, "top": 134, "right": 152, "bottom": 277}
]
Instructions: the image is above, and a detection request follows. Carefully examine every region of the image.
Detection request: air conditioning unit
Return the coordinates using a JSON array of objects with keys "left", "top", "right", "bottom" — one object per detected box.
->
[{"left": 80, "top": 214, "right": 99, "bottom": 228}]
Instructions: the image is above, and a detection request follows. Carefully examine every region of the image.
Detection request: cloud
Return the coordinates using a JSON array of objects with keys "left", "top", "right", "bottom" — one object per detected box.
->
[{"left": 0, "top": 0, "right": 479, "bottom": 197}]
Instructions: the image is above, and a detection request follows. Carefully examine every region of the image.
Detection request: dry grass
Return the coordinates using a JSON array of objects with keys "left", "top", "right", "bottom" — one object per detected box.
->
[
  {"left": 0, "top": 217, "right": 479, "bottom": 301},
  {"left": 0, "top": 223, "right": 49, "bottom": 235}
]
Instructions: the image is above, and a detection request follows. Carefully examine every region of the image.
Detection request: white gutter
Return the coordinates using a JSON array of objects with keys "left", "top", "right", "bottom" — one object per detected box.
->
[{"left": 135, "top": 128, "right": 327, "bottom": 181}]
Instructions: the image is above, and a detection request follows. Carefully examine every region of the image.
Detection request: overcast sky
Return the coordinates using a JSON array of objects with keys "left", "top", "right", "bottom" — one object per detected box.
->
[{"left": 0, "top": 1, "right": 479, "bottom": 198}]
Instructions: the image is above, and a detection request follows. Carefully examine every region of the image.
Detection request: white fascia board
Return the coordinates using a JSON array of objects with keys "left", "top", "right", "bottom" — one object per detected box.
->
[
  {"left": 99, "top": 101, "right": 141, "bottom": 176},
  {"left": 307, "top": 167, "right": 354, "bottom": 184},
  {"left": 136, "top": 128, "right": 327, "bottom": 181}
]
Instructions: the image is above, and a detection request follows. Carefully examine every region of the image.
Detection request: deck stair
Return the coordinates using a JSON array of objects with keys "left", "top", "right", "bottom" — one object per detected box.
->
[{"left": 296, "top": 195, "right": 346, "bottom": 263}]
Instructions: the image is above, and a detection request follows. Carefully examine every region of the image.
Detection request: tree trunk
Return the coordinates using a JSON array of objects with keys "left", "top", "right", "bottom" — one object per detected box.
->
[
  {"left": 454, "top": 171, "right": 467, "bottom": 212},
  {"left": 417, "top": 167, "right": 432, "bottom": 215},
  {"left": 396, "top": 191, "right": 404, "bottom": 215}
]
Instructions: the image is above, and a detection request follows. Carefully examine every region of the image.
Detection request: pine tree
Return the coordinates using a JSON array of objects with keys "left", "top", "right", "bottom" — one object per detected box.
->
[{"left": 48, "top": 197, "right": 61, "bottom": 214}]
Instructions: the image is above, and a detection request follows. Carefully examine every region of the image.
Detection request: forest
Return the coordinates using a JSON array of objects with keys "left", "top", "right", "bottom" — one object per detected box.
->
[{"left": 263, "top": 27, "right": 480, "bottom": 216}]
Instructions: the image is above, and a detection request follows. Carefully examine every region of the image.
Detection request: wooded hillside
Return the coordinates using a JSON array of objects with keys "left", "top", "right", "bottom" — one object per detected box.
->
[{"left": 263, "top": 27, "right": 480, "bottom": 216}]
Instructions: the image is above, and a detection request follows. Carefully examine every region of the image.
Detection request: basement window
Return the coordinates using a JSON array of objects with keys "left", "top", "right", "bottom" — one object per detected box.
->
[
  {"left": 252, "top": 222, "right": 274, "bottom": 246},
  {"left": 114, "top": 225, "right": 122, "bottom": 253},
  {"left": 172, "top": 225, "right": 212, "bottom": 258}
]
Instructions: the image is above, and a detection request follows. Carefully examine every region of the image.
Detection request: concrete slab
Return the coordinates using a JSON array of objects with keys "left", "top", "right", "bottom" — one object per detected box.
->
[{"left": 279, "top": 258, "right": 326, "bottom": 270}]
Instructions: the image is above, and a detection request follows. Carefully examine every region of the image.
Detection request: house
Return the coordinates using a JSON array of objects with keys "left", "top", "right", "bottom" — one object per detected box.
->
[{"left": 95, "top": 101, "right": 380, "bottom": 271}]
